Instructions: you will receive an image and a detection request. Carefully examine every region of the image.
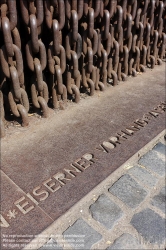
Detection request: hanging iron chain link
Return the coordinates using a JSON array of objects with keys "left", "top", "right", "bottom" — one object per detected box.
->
[{"left": 0, "top": 0, "right": 165, "bottom": 137}]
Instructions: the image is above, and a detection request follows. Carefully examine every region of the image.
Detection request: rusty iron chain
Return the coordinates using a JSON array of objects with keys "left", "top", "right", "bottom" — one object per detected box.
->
[{"left": 0, "top": 0, "right": 166, "bottom": 137}]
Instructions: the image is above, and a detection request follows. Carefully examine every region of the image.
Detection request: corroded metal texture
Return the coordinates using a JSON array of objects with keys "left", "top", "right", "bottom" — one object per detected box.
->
[{"left": 0, "top": 0, "right": 166, "bottom": 137}]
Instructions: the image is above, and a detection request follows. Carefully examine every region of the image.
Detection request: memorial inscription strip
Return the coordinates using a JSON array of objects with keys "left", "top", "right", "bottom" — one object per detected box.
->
[{"left": 1, "top": 101, "right": 165, "bottom": 229}]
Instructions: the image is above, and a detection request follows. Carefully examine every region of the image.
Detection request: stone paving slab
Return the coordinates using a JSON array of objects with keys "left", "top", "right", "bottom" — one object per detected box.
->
[
  {"left": 106, "top": 233, "right": 145, "bottom": 250},
  {"left": 89, "top": 194, "right": 123, "bottom": 229},
  {"left": 131, "top": 208, "right": 166, "bottom": 245},
  {"left": 63, "top": 218, "right": 102, "bottom": 249},
  {"left": 151, "top": 186, "right": 166, "bottom": 214},
  {"left": 138, "top": 150, "right": 165, "bottom": 176},
  {"left": 153, "top": 142, "right": 166, "bottom": 156},
  {"left": 127, "top": 165, "right": 158, "bottom": 188},
  {"left": 109, "top": 174, "right": 147, "bottom": 208}
]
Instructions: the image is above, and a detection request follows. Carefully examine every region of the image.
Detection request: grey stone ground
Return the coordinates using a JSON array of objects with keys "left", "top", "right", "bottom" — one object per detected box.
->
[{"left": 24, "top": 132, "right": 166, "bottom": 250}]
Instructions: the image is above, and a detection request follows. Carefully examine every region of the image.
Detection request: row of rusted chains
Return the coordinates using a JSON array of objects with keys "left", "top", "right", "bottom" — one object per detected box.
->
[
  {"left": 0, "top": 0, "right": 30, "bottom": 138},
  {"left": 0, "top": 0, "right": 166, "bottom": 138}
]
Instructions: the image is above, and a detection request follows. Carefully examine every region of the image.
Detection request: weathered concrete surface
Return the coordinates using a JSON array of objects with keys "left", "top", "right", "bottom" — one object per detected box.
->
[{"left": 1, "top": 64, "right": 165, "bottom": 249}]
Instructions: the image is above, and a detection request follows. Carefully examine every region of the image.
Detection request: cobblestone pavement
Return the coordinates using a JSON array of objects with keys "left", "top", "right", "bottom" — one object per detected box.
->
[{"left": 24, "top": 131, "right": 166, "bottom": 250}]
